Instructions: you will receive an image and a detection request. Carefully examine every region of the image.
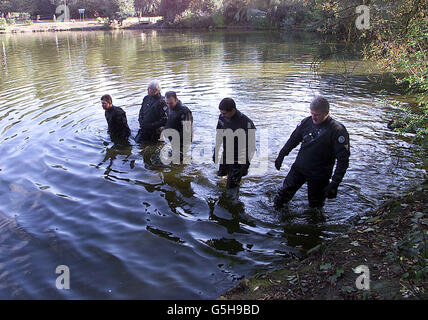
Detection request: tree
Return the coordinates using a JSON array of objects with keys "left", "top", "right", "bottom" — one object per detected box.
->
[
  {"left": 134, "top": 0, "right": 161, "bottom": 16},
  {"left": 0, "top": 0, "right": 38, "bottom": 14},
  {"left": 48, "top": 0, "right": 135, "bottom": 20},
  {"left": 159, "top": 0, "right": 191, "bottom": 22},
  {"left": 105, "top": 0, "right": 135, "bottom": 22},
  {"left": 188, "top": 0, "right": 217, "bottom": 14}
]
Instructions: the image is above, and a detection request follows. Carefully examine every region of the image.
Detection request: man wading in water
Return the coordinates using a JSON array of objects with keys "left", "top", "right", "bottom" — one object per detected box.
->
[
  {"left": 135, "top": 80, "right": 167, "bottom": 143},
  {"left": 214, "top": 98, "right": 256, "bottom": 190},
  {"left": 274, "top": 96, "right": 350, "bottom": 214},
  {"left": 162, "top": 91, "right": 193, "bottom": 164},
  {"left": 101, "top": 94, "right": 131, "bottom": 143}
]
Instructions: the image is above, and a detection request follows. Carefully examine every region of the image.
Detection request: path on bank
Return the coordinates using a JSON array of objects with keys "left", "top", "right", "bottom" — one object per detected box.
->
[{"left": 3, "top": 21, "right": 105, "bottom": 33}]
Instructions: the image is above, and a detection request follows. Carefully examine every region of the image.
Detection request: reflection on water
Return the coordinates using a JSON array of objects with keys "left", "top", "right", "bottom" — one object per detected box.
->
[{"left": 0, "top": 30, "right": 425, "bottom": 299}]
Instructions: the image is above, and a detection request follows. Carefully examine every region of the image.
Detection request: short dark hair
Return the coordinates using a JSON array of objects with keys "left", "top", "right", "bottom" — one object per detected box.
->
[
  {"left": 101, "top": 94, "right": 112, "bottom": 104},
  {"left": 310, "top": 96, "right": 329, "bottom": 113},
  {"left": 219, "top": 98, "right": 236, "bottom": 111},
  {"left": 165, "top": 91, "right": 177, "bottom": 99}
]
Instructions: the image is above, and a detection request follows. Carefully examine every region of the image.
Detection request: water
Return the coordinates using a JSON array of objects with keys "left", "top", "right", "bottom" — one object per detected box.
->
[{"left": 0, "top": 30, "right": 424, "bottom": 299}]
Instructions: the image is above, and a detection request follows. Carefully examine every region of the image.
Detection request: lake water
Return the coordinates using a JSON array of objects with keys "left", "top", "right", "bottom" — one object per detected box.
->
[{"left": 0, "top": 30, "right": 425, "bottom": 299}]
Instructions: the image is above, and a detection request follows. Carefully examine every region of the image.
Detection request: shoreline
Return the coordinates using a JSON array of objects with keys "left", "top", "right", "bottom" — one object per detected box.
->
[
  {"left": 219, "top": 179, "right": 427, "bottom": 300},
  {"left": 0, "top": 21, "right": 107, "bottom": 33},
  {"left": 0, "top": 20, "right": 273, "bottom": 34}
]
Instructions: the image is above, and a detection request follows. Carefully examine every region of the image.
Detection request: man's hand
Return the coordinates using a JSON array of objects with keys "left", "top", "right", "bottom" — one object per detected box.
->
[
  {"left": 324, "top": 181, "right": 339, "bottom": 199},
  {"left": 275, "top": 155, "right": 284, "bottom": 170}
]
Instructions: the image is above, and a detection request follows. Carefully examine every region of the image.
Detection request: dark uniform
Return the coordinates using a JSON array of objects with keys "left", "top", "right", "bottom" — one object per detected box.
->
[
  {"left": 135, "top": 93, "right": 167, "bottom": 143},
  {"left": 275, "top": 116, "right": 350, "bottom": 208},
  {"left": 165, "top": 100, "right": 193, "bottom": 142},
  {"left": 164, "top": 100, "right": 193, "bottom": 162},
  {"left": 215, "top": 110, "right": 256, "bottom": 189},
  {"left": 104, "top": 105, "right": 131, "bottom": 142}
]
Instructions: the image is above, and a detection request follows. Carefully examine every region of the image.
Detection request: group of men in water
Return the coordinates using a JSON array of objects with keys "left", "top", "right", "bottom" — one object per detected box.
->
[{"left": 101, "top": 80, "right": 350, "bottom": 211}]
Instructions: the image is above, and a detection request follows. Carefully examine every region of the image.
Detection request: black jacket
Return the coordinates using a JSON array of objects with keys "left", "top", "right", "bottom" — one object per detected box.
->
[
  {"left": 215, "top": 110, "right": 256, "bottom": 165},
  {"left": 278, "top": 116, "right": 350, "bottom": 183},
  {"left": 104, "top": 106, "right": 131, "bottom": 142},
  {"left": 165, "top": 100, "right": 193, "bottom": 142},
  {"left": 137, "top": 94, "right": 167, "bottom": 142}
]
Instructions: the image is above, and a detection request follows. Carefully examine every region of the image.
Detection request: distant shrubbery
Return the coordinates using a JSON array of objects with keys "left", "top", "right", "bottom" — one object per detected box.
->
[{"left": 363, "top": 0, "right": 427, "bottom": 147}]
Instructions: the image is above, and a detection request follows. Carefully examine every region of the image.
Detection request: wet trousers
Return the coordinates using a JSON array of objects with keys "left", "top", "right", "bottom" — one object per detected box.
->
[
  {"left": 218, "top": 164, "right": 249, "bottom": 189},
  {"left": 276, "top": 164, "right": 330, "bottom": 208}
]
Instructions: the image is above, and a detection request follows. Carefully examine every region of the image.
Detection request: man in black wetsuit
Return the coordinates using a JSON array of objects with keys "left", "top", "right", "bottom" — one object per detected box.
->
[
  {"left": 274, "top": 96, "right": 350, "bottom": 210},
  {"left": 214, "top": 98, "right": 256, "bottom": 189},
  {"left": 162, "top": 91, "right": 193, "bottom": 162},
  {"left": 135, "top": 80, "right": 167, "bottom": 143},
  {"left": 101, "top": 94, "right": 131, "bottom": 143}
]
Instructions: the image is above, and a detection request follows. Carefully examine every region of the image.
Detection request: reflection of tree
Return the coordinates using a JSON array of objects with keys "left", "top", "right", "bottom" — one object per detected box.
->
[{"left": 134, "top": 0, "right": 161, "bottom": 16}]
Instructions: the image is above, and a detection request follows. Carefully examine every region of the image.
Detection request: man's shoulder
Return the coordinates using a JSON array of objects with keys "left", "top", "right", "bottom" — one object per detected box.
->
[
  {"left": 329, "top": 117, "right": 348, "bottom": 132},
  {"left": 112, "top": 106, "right": 125, "bottom": 114},
  {"left": 180, "top": 103, "right": 191, "bottom": 114},
  {"left": 238, "top": 111, "right": 255, "bottom": 126},
  {"left": 297, "top": 116, "right": 312, "bottom": 128}
]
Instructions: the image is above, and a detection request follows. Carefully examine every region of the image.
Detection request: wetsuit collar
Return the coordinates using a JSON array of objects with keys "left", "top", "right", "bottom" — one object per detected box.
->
[
  {"left": 315, "top": 115, "right": 331, "bottom": 127},
  {"left": 106, "top": 105, "right": 115, "bottom": 112},
  {"left": 230, "top": 109, "right": 241, "bottom": 120},
  {"left": 171, "top": 100, "right": 183, "bottom": 110}
]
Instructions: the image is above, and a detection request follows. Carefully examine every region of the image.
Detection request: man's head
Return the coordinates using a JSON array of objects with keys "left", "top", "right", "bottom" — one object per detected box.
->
[
  {"left": 219, "top": 98, "right": 237, "bottom": 119},
  {"left": 310, "top": 96, "right": 329, "bottom": 125},
  {"left": 147, "top": 80, "right": 161, "bottom": 96},
  {"left": 165, "top": 91, "right": 178, "bottom": 109},
  {"left": 101, "top": 94, "right": 113, "bottom": 110}
]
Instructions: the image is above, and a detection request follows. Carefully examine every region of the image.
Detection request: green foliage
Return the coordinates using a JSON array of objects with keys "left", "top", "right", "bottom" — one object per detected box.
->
[
  {"left": 212, "top": 10, "right": 224, "bottom": 27},
  {"left": 188, "top": 0, "right": 217, "bottom": 14},
  {"left": 174, "top": 9, "right": 214, "bottom": 28},
  {"left": 0, "top": 0, "right": 37, "bottom": 15},
  {"left": 250, "top": 11, "right": 270, "bottom": 29},
  {"left": 394, "top": 212, "right": 428, "bottom": 286},
  {"left": 159, "top": 0, "right": 191, "bottom": 23},
  {"left": 134, "top": 0, "right": 161, "bottom": 16},
  {"left": 266, "top": 0, "right": 312, "bottom": 29},
  {"left": 113, "top": 0, "right": 136, "bottom": 22},
  {"left": 88, "top": 0, "right": 136, "bottom": 23},
  {"left": 0, "top": 17, "right": 8, "bottom": 30},
  {"left": 365, "top": 0, "right": 427, "bottom": 146},
  {"left": 329, "top": 266, "right": 344, "bottom": 284},
  {"left": 0, "top": 1, "right": 137, "bottom": 21},
  {"left": 319, "top": 263, "right": 332, "bottom": 270},
  {"left": 9, "top": 11, "right": 30, "bottom": 20},
  {"left": 223, "top": 0, "right": 251, "bottom": 23}
]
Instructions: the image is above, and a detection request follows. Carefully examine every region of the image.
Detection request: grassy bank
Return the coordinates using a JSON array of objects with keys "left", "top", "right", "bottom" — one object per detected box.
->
[{"left": 220, "top": 180, "right": 427, "bottom": 300}]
